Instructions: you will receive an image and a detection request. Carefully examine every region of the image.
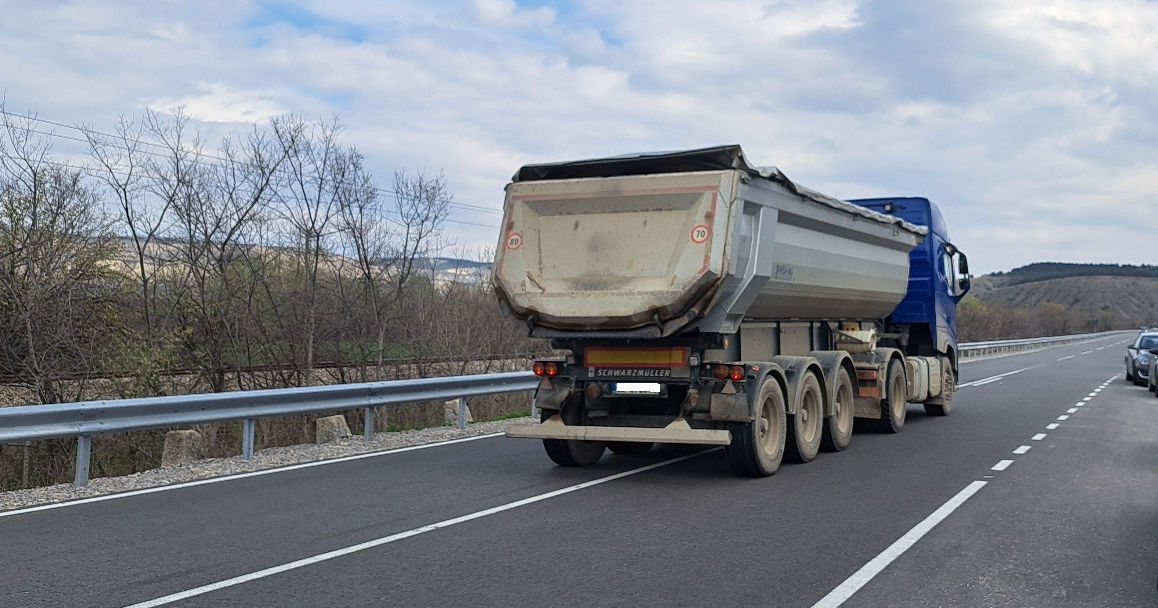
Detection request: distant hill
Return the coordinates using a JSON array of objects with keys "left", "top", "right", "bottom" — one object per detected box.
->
[
  {"left": 978, "top": 262, "right": 1158, "bottom": 289},
  {"left": 965, "top": 263, "right": 1158, "bottom": 338}
]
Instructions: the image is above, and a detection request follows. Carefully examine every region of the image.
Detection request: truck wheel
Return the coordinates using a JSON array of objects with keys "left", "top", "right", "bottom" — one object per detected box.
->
[
  {"left": 725, "top": 378, "right": 786, "bottom": 477},
  {"left": 785, "top": 371, "right": 824, "bottom": 463},
  {"left": 924, "top": 367, "right": 954, "bottom": 416},
  {"left": 541, "top": 407, "right": 606, "bottom": 467},
  {"left": 607, "top": 441, "right": 653, "bottom": 455},
  {"left": 878, "top": 360, "right": 907, "bottom": 433},
  {"left": 821, "top": 367, "right": 855, "bottom": 452}
]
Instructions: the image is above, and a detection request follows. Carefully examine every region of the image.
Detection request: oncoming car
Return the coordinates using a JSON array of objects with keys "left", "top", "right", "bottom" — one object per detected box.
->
[{"left": 1125, "top": 331, "right": 1158, "bottom": 386}]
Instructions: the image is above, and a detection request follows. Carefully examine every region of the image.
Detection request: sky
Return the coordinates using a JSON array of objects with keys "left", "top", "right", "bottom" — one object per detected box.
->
[{"left": 1, "top": 0, "right": 1156, "bottom": 275}]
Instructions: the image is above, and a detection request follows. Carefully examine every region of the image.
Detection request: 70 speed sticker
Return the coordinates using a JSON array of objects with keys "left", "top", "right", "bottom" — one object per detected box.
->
[{"left": 690, "top": 224, "right": 710, "bottom": 244}]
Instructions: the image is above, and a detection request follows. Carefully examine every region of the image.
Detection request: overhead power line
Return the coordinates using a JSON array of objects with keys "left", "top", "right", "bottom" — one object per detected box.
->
[{"left": 0, "top": 108, "right": 503, "bottom": 225}]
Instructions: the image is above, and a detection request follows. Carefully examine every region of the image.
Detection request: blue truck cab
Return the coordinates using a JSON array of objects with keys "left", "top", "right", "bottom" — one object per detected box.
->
[{"left": 849, "top": 198, "right": 971, "bottom": 370}]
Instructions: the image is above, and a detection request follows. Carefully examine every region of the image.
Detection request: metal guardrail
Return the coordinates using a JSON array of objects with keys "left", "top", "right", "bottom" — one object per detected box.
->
[
  {"left": 958, "top": 331, "right": 1120, "bottom": 358},
  {"left": 0, "top": 330, "right": 1126, "bottom": 488},
  {"left": 0, "top": 372, "right": 538, "bottom": 487}
]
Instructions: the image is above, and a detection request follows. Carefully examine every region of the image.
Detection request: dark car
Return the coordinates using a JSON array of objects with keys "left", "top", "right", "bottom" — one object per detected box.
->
[
  {"left": 1126, "top": 331, "right": 1158, "bottom": 386},
  {"left": 1149, "top": 348, "right": 1158, "bottom": 395}
]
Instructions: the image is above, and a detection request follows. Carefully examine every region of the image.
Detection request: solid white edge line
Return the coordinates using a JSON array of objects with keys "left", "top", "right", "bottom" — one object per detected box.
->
[
  {"left": 1, "top": 433, "right": 507, "bottom": 519},
  {"left": 809, "top": 480, "right": 987, "bottom": 608},
  {"left": 992, "top": 460, "right": 1013, "bottom": 471},
  {"left": 122, "top": 450, "right": 713, "bottom": 608}
]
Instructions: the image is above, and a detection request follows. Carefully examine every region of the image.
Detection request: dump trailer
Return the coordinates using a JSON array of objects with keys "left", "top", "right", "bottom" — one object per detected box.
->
[{"left": 496, "top": 146, "right": 971, "bottom": 476}]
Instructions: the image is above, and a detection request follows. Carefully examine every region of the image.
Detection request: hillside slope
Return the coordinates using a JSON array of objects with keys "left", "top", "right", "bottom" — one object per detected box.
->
[{"left": 969, "top": 275, "right": 1158, "bottom": 329}]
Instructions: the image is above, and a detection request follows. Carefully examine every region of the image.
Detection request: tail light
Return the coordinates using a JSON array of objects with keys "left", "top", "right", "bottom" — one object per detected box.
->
[
  {"left": 713, "top": 364, "right": 746, "bottom": 381},
  {"left": 532, "top": 361, "right": 559, "bottom": 377}
]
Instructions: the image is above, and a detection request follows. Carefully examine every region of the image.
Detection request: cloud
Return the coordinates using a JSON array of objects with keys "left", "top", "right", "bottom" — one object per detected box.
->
[
  {"left": 0, "top": 0, "right": 1155, "bottom": 272},
  {"left": 151, "top": 83, "right": 288, "bottom": 123}
]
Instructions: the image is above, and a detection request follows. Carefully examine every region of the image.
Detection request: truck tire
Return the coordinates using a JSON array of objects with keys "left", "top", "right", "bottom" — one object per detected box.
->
[
  {"left": 821, "top": 367, "right": 854, "bottom": 452},
  {"left": 725, "top": 378, "right": 786, "bottom": 477},
  {"left": 785, "top": 371, "right": 824, "bottom": 463},
  {"left": 541, "top": 407, "right": 606, "bottom": 467},
  {"left": 878, "top": 360, "right": 907, "bottom": 433},
  {"left": 924, "top": 367, "right": 954, "bottom": 416},
  {"left": 607, "top": 441, "right": 653, "bottom": 455}
]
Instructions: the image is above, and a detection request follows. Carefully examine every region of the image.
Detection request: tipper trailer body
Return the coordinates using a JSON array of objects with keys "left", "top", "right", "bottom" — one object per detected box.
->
[{"left": 495, "top": 146, "right": 971, "bottom": 476}]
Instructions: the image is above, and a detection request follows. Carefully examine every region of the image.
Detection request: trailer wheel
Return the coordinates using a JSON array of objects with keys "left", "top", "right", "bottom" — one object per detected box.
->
[
  {"left": 725, "top": 378, "right": 786, "bottom": 477},
  {"left": 607, "top": 441, "right": 653, "bottom": 455},
  {"left": 785, "top": 371, "right": 824, "bottom": 463},
  {"left": 924, "top": 367, "right": 954, "bottom": 416},
  {"left": 541, "top": 407, "right": 606, "bottom": 467},
  {"left": 821, "top": 367, "right": 855, "bottom": 452},
  {"left": 878, "top": 360, "right": 907, "bottom": 433}
]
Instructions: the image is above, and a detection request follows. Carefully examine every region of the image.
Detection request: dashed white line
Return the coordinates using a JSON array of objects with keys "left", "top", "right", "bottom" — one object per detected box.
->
[
  {"left": 1013, "top": 446, "right": 1031, "bottom": 455},
  {"left": 1067, "top": 408, "right": 1078, "bottom": 414},
  {"left": 1057, "top": 415, "right": 1070, "bottom": 421},
  {"left": 809, "top": 481, "right": 988, "bottom": 608},
  {"left": 1031, "top": 433, "right": 1047, "bottom": 441},
  {"left": 1057, "top": 355, "right": 1074, "bottom": 361},
  {"left": 1080, "top": 350, "right": 1093, "bottom": 355},
  {"left": 992, "top": 460, "right": 1014, "bottom": 471},
  {"left": 1047, "top": 423, "right": 1060, "bottom": 430}
]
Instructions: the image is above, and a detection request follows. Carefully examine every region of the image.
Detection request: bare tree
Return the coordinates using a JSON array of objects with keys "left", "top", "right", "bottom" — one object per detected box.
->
[{"left": 0, "top": 109, "right": 119, "bottom": 404}]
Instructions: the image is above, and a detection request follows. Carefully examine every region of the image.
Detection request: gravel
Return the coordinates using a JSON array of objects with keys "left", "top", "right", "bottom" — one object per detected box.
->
[{"left": 0, "top": 416, "right": 534, "bottom": 514}]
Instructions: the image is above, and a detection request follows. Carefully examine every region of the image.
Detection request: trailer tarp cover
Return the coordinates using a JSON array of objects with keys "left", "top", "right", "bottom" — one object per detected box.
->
[{"left": 511, "top": 145, "right": 926, "bottom": 237}]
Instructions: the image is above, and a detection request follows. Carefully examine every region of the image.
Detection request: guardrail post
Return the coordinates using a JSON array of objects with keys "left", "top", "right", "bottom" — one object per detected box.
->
[
  {"left": 363, "top": 407, "right": 375, "bottom": 441},
  {"left": 456, "top": 397, "right": 468, "bottom": 430},
  {"left": 74, "top": 435, "right": 92, "bottom": 487},
  {"left": 242, "top": 418, "right": 255, "bottom": 460}
]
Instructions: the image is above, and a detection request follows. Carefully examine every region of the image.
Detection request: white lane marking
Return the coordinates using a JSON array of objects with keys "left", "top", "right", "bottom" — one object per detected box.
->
[
  {"left": 1031, "top": 433, "right": 1047, "bottom": 441},
  {"left": 1080, "top": 350, "right": 1093, "bottom": 355},
  {"left": 1067, "top": 408, "right": 1078, "bottom": 414},
  {"left": 810, "top": 481, "right": 987, "bottom": 608},
  {"left": 122, "top": 450, "right": 711, "bottom": 608},
  {"left": 1047, "top": 423, "right": 1060, "bottom": 430},
  {"left": 1086, "top": 393, "right": 1096, "bottom": 398},
  {"left": 1082, "top": 397, "right": 1092, "bottom": 402},
  {"left": 1057, "top": 415, "right": 1070, "bottom": 421},
  {"left": 1057, "top": 355, "right": 1074, "bottom": 361},
  {"left": 959, "top": 367, "right": 1031, "bottom": 388},
  {"left": 1073, "top": 402, "right": 1085, "bottom": 407},
  {"left": 992, "top": 460, "right": 1014, "bottom": 471},
  {"left": 1096, "top": 346, "right": 1105, "bottom": 351},
  {"left": 1013, "top": 446, "right": 1031, "bottom": 455},
  {"left": 1, "top": 433, "right": 508, "bottom": 519}
]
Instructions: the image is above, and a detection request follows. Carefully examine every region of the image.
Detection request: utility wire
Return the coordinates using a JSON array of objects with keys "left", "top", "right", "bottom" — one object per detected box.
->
[{"left": 0, "top": 108, "right": 502, "bottom": 220}]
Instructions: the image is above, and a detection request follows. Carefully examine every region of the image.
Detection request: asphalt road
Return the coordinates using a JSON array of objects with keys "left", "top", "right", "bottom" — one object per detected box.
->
[{"left": 2, "top": 334, "right": 1155, "bottom": 608}]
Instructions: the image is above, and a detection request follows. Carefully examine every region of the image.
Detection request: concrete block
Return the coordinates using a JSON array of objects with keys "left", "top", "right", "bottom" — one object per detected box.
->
[
  {"left": 161, "top": 430, "right": 204, "bottom": 466},
  {"left": 443, "top": 399, "right": 473, "bottom": 425},
  {"left": 316, "top": 415, "right": 352, "bottom": 444}
]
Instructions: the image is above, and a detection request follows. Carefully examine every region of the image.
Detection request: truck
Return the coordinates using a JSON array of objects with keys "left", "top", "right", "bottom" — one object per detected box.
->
[{"left": 495, "top": 145, "right": 971, "bottom": 476}]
